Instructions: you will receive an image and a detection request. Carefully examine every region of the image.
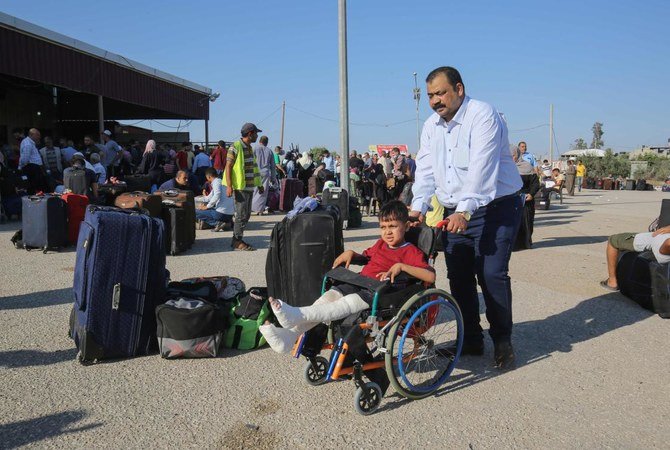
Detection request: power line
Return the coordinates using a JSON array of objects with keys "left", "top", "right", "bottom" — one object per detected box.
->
[
  {"left": 286, "top": 105, "right": 418, "bottom": 128},
  {"left": 509, "top": 123, "right": 549, "bottom": 133},
  {"left": 256, "top": 104, "right": 283, "bottom": 126}
]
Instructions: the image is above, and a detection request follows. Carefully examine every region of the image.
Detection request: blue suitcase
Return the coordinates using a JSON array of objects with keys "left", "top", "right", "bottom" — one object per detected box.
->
[{"left": 70, "top": 206, "right": 167, "bottom": 363}]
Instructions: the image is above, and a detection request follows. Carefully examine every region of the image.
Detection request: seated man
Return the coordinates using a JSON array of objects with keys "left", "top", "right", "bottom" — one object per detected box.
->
[
  {"left": 601, "top": 226, "right": 670, "bottom": 291},
  {"left": 63, "top": 154, "right": 99, "bottom": 200},
  {"left": 158, "top": 170, "right": 199, "bottom": 193},
  {"left": 195, "top": 168, "right": 234, "bottom": 232},
  {"left": 260, "top": 200, "right": 436, "bottom": 353},
  {"left": 541, "top": 168, "right": 564, "bottom": 198}
]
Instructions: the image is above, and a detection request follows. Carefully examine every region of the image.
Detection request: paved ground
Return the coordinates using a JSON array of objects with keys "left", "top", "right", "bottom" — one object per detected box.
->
[{"left": 1, "top": 189, "right": 669, "bottom": 449}]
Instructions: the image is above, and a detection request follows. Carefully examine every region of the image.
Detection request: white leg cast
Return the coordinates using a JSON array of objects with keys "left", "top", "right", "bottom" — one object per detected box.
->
[
  {"left": 275, "top": 293, "right": 368, "bottom": 329},
  {"left": 259, "top": 324, "right": 300, "bottom": 354}
]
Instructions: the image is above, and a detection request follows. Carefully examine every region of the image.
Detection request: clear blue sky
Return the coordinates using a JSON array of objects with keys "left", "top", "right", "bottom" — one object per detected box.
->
[{"left": 3, "top": 1, "right": 669, "bottom": 156}]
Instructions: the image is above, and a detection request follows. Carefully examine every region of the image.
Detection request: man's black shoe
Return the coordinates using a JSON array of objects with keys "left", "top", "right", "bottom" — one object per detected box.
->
[
  {"left": 440, "top": 341, "right": 484, "bottom": 358},
  {"left": 493, "top": 341, "right": 515, "bottom": 370}
]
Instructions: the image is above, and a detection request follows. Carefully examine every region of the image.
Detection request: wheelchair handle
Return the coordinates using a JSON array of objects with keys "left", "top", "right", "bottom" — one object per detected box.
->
[{"left": 435, "top": 219, "right": 450, "bottom": 230}]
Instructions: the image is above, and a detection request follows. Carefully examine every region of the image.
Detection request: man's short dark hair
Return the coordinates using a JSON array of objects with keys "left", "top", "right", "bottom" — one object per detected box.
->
[
  {"left": 379, "top": 200, "right": 409, "bottom": 223},
  {"left": 518, "top": 141, "right": 526, "bottom": 146},
  {"left": 425, "top": 66, "right": 464, "bottom": 90},
  {"left": 259, "top": 136, "right": 269, "bottom": 145},
  {"left": 322, "top": 150, "right": 330, "bottom": 156},
  {"left": 218, "top": 140, "right": 225, "bottom": 146},
  {"left": 204, "top": 167, "right": 217, "bottom": 179},
  {"left": 543, "top": 159, "right": 549, "bottom": 163}
]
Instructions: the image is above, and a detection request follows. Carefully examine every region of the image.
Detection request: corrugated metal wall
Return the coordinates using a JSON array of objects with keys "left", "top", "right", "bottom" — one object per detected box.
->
[{"left": 0, "top": 26, "right": 209, "bottom": 120}]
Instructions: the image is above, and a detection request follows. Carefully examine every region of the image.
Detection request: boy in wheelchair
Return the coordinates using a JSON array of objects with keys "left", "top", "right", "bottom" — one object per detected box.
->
[{"left": 260, "top": 200, "right": 436, "bottom": 353}]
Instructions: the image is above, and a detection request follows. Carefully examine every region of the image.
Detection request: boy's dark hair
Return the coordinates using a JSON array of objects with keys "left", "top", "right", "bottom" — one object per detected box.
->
[
  {"left": 379, "top": 200, "right": 409, "bottom": 223},
  {"left": 204, "top": 167, "right": 217, "bottom": 179}
]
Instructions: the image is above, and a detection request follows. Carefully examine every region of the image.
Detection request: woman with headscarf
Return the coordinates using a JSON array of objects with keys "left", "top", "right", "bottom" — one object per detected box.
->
[
  {"left": 295, "top": 152, "right": 314, "bottom": 196},
  {"left": 513, "top": 147, "right": 540, "bottom": 250},
  {"left": 137, "top": 140, "right": 164, "bottom": 187}
]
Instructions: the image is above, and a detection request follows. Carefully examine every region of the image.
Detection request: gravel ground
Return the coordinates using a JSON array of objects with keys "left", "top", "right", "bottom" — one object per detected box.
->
[{"left": 1, "top": 189, "right": 669, "bottom": 449}]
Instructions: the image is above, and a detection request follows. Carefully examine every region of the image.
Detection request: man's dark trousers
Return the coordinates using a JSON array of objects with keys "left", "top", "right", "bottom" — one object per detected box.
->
[{"left": 442, "top": 194, "right": 523, "bottom": 345}]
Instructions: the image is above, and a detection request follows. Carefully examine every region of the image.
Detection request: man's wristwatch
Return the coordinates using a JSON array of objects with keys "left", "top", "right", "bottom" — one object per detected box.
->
[{"left": 456, "top": 211, "right": 471, "bottom": 221}]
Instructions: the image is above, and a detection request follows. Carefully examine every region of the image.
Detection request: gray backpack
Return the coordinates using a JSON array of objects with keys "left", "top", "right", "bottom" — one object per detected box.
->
[{"left": 64, "top": 168, "right": 88, "bottom": 195}]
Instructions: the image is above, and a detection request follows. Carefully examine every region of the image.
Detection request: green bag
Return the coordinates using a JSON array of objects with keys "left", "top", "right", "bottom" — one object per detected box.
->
[{"left": 223, "top": 288, "right": 271, "bottom": 350}]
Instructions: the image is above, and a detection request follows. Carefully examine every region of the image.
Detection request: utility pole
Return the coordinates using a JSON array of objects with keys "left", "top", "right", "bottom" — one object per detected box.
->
[
  {"left": 413, "top": 72, "right": 421, "bottom": 153},
  {"left": 338, "top": 0, "right": 350, "bottom": 193},
  {"left": 549, "top": 104, "right": 554, "bottom": 164},
  {"left": 280, "top": 100, "right": 286, "bottom": 149}
]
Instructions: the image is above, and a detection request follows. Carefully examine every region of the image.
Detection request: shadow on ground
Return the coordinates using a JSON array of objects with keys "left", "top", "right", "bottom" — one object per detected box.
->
[
  {"left": 378, "top": 292, "right": 653, "bottom": 413},
  {"left": 0, "top": 410, "right": 102, "bottom": 449},
  {"left": 0, "top": 348, "right": 77, "bottom": 369},
  {"left": 0, "top": 287, "right": 72, "bottom": 311},
  {"left": 533, "top": 235, "right": 609, "bottom": 249}
]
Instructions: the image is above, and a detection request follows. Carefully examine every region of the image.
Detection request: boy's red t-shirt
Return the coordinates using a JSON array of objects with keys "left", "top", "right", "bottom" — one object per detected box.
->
[{"left": 359, "top": 239, "right": 430, "bottom": 279}]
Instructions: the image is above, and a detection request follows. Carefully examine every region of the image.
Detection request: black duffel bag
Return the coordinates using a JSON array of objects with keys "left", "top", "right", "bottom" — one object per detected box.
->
[{"left": 156, "top": 297, "right": 226, "bottom": 358}]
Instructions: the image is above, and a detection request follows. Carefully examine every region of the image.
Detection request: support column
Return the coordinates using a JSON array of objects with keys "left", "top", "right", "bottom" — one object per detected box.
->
[
  {"left": 97, "top": 95, "right": 104, "bottom": 143},
  {"left": 205, "top": 119, "right": 209, "bottom": 151},
  {"left": 338, "top": 0, "right": 350, "bottom": 192}
]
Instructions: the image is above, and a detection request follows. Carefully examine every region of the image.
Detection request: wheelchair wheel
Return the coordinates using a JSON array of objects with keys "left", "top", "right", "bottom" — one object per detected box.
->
[
  {"left": 353, "top": 382, "right": 382, "bottom": 415},
  {"left": 304, "top": 356, "right": 329, "bottom": 386},
  {"left": 385, "top": 289, "right": 463, "bottom": 400}
]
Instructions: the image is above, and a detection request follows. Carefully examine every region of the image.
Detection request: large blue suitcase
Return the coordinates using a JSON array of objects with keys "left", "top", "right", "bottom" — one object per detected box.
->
[{"left": 70, "top": 206, "right": 167, "bottom": 363}]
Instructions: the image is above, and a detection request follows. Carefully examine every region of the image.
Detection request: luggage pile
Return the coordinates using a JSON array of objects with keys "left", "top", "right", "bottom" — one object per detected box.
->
[{"left": 68, "top": 205, "right": 274, "bottom": 363}]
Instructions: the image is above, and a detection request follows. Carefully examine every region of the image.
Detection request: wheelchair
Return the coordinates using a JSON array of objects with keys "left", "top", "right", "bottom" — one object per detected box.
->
[{"left": 291, "top": 221, "right": 464, "bottom": 415}]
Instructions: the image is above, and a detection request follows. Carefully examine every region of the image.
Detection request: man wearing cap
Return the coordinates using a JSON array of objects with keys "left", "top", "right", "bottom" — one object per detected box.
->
[
  {"left": 101, "top": 130, "right": 121, "bottom": 177},
  {"left": 410, "top": 66, "right": 522, "bottom": 370},
  {"left": 223, "top": 123, "right": 264, "bottom": 251}
]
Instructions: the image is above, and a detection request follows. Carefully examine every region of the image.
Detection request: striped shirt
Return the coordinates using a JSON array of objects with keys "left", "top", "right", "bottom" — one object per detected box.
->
[{"left": 228, "top": 141, "right": 256, "bottom": 191}]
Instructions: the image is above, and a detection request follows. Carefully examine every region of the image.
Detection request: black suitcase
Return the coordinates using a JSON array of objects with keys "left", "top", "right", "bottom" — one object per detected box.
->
[
  {"left": 625, "top": 179, "right": 636, "bottom": 190},
  {"left": 266, "top": 206, "right": 343, "bottom": 307},
  {"left": 21, "top": 194, "right": 67, "bottom": 252},
  {"left": 617, "top": 251, "right": 670, "bottom": 318},
  {"left": 70, "top": 206, "right": 167, "bottom": 363},
  {"left": 616, "top": 251, "right": 655, "bottom": 312},
  {"left": 636, "top": 179, "right": 646, "bottom": 191},
  {"left": 322, "top": 187, "right": 349, "bottom": 226},
  {"left": 156, "top": 189, "right": 195, "bottom": 246},
  {"left": 124, "top": 174, "right": 152, "bottom": 192},
  {"left": 161, "top": 204, "right": 190, "bottom": 256}
]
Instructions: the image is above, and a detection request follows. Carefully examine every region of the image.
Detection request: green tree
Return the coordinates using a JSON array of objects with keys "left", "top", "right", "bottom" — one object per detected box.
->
[
  {"left": 309, "top": 146, "right": 329, "bottom": 161},
  {"left": 591, "top": 122, "right": 604, "bottom": 149},
  {"left": 572, "top": 138, "right": 588, "bottom": 150}
]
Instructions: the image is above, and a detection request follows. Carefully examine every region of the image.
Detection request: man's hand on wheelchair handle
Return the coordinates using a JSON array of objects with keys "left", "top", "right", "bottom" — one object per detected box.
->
[
  {"left": 332, "top": 250, "right": 355, "bottom": 269},
  {"left": 377, "top": 263, "right": 404, "bottom": 283}
]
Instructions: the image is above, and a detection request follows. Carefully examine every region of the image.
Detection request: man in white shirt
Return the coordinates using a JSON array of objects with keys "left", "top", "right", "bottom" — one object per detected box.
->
[
  {"left": 196, "top": 167, "right": 234, "bottom": 231},
  {"left": 19, "top": 128, "right": 46, "bottom": 193},
  {"left": 410, "top": 66, "right": 522, "bottom": 369}
]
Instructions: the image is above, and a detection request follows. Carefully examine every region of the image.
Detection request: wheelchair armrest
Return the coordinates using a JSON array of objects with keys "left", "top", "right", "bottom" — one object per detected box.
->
[
  {"left": 349, "top": 254, "right": 370, "bottom": 266},
  {"left": 325, "top": 266, "right": 389, "bottom": 294}
]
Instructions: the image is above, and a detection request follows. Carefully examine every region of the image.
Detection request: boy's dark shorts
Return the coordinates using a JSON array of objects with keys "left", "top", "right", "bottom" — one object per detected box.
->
[{"left": 608, "top": 232, "right": 637, "bottom": 251}]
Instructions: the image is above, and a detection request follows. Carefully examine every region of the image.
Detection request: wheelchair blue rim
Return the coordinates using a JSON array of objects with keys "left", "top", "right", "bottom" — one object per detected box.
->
[{"left": 397, "top": 298, "right": 463, "bottom": 393}]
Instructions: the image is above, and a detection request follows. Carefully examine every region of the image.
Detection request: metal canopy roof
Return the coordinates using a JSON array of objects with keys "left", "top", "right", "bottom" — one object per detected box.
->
[{"left": 0, "top": 12, "right": 212, "bottom": 120}]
